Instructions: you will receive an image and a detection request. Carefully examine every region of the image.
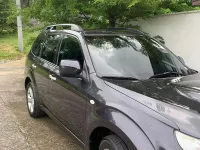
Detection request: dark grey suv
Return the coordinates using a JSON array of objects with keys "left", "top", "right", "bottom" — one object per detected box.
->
[{"left": 25, "top": 24, "right": 200, "bottom": 150}]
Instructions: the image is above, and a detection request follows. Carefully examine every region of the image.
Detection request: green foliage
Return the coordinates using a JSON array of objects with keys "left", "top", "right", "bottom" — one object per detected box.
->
[
  {"left": 2, "top": 0, "right": 200, "bottom": 32},
  {"left": 0, "top": 0, "right": 9, "bottom": 26},
  {"left": 156, "top": 0, "right": 200, "bottom": 14},
  {"left": 22, "top": 0, "right": 72, "bottom": 24},
  {"left": 22, "top": 0, "right": 199, "bottom": 28},
  {"left": 24, "top": 30, "right": 40, "bottom": 52},
  {"left": 0, "top": 30, "right": 40, "bottom": 60},
  {"left": 0, "top": 0, "right": 17, "bottom": 35},
  {"left": 0, "top": 34, "right": 23, "bottom": 60}
]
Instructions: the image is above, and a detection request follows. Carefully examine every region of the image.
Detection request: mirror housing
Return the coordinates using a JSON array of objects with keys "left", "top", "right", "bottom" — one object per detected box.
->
[
  {"left": 59, "top": 60, "right": 81, "bottom": 77},
  {"left": 178, "top": 56, "right": 185, "bottom": 64}
]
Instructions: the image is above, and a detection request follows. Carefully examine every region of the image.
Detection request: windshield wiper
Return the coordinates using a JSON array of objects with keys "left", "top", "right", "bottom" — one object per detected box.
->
[
  {"left": 102, "top": 76, "right": 138, "bottom": 80},
  {"left": 149, "top": 72, "right": 182, "bottom": 79}
]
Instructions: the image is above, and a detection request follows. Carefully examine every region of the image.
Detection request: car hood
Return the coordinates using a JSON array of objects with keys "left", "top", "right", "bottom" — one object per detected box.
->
[{"left": 104, "top": 73, "right": 200, "bottom": 138}]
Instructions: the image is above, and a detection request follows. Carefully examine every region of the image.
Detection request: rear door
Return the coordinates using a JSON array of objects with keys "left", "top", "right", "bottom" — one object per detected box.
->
[
  {"left": 29, "top": 33, "right": 49, "bottom": 104},
  {"left": 48, "top": 34, "right": 89, "bottom": 141},
  {"left": 34, "top": 33, "right": 61, "bottom": 107}
]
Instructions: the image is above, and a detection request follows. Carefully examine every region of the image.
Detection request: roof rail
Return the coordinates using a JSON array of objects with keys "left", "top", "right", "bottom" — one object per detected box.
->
[
  {"left": 106, "top": 28, "right": 148, "bottom": 35},
  {"left": 45, "top": 24, "right": 83, "bottom": 32}
]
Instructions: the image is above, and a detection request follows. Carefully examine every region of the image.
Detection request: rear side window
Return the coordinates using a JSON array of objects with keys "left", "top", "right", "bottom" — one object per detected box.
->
[
  {"left": 31, "top": 34, "right": 45, "bottom": 56},
  {"left": 41, "top": 34, "right": 61, "bottom": 63}
]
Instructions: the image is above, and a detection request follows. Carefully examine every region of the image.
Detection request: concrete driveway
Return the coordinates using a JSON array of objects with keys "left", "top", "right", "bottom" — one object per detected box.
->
[{"left": 0, "top": 58, "right": 82, "bottom": 150}]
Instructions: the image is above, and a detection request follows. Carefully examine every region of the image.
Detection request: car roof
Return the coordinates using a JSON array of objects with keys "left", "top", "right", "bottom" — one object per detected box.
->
[
  {"left": 44, "top": 24, "right": 147, "bottom": 37},
  {"left": 82, "top": 28, "right": 146, "bottom": 36}
]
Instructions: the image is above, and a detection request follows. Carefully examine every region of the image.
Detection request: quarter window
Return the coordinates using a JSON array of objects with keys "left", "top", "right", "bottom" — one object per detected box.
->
[
  {"left": 31, "top": 34, "right": 45, "bottom": 56},
  {"left": 41, "top": 34, "right": 61, "bottom": 63}
]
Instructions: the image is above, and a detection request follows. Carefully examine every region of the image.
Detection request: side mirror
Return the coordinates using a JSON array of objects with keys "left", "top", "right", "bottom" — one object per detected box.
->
[
  {"left": 177, "top": 56, "right": 185, "bottom": 64},
  {"left": 154, "top": 35, "right": 165, "bottom": 45},
  {"left": 59, "top": 60, "right": 81, "bottom": 77}
]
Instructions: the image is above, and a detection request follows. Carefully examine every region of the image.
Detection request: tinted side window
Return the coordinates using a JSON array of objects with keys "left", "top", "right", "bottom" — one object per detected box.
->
[
  {"left": 41, "top": 34, "right": 61, "bottom": 63},
  {"left": 31, "top": 34, "right": 45, "bottom": 56},
  {"left": 58, "top": 35, "right": 84, "bottom": 67}
]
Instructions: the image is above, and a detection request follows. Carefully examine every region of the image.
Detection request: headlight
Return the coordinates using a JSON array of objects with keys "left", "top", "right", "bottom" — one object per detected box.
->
[{"left": 175, "top": 131, "right": 200, "bottom": 150}]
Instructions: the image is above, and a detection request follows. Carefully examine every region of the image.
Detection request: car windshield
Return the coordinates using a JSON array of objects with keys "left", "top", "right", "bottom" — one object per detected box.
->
[{"left": 85, "top": 35, "right": 191, "bottom": 80}]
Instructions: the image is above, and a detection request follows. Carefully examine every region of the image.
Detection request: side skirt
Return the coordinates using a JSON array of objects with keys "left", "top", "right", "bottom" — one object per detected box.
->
[{"left": 40, "top": 105, "right": 85, "bottom": 149}]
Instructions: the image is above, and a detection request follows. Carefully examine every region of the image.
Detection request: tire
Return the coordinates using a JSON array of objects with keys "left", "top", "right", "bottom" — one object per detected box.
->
[
  {"left": 99, "top": 135, "right": 128, "bottom": 150},
  {"left": 26, "top": 82, "right": 45, "bottom": 118}
]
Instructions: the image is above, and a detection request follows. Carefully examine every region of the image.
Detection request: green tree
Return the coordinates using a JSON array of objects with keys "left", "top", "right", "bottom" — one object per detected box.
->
[
  {"left": 0, "top": 0, "right": 9, "bottom": 29},
  {"left": 0, "top": 0, "right": 16, "bottom": 34},
  {"left": 66, "top": 0, "right": 161, "bottom": 27},
  {"left": 7, "top": 0, "right": 200, "bottom": 29},
  {"left": 156, "top": 0, "right": 199, "bottom": 14},
  {"left": 95, "top": 0, "right": 160, "bottom": 27}
]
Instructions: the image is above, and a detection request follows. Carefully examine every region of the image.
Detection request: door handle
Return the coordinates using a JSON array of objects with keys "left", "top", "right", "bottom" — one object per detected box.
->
[
  {"left": 49, "top": 74, "right": 56, "bottom": 81},
  {"left": 32, "top": 64, "right": 37, "bottom": 69}
]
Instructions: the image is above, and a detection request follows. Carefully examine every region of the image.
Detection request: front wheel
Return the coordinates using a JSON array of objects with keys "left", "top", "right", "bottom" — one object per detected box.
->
[{"left": 99, "top": 135, "right": 128, "bottom": 150}]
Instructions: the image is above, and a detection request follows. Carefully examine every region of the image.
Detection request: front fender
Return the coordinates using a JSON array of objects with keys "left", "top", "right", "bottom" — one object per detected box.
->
[{"left": 86, "top": 107, "right": 155, "bottom": 150}]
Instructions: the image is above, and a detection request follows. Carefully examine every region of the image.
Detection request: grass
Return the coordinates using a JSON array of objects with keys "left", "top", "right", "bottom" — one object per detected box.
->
[{"left": 0, "top": 30, "right": 40, "bottom": 60}]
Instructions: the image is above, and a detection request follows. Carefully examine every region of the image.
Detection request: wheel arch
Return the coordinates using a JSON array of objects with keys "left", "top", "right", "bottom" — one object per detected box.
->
[
  {"left": 88, "top": 122, "right": 138, "bottom": 150},
  {"left": 25, "top": 77, "right": 31, "bottom": 88},
  {"left": 24, "top": 67, "right": 36, "bottom": 89},
  {"left": 89, "top": 126, "right": 115, "bottom": 150},
  {"left": 86, "top": 107, "right": 155, "bottom": 150}
]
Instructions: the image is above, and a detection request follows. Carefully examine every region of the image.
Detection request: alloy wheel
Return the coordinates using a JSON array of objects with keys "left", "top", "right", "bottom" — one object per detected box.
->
[{"left": 27, "top": 86, "right": 35, "bottom": 113}]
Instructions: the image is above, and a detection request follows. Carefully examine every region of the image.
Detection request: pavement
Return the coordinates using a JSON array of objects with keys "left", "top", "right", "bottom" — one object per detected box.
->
[{"left": 0, "top": 58, "right": 82, "bottom": 150}]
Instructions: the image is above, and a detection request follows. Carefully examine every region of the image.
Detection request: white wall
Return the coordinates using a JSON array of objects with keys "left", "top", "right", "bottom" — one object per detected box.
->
[{"left": 133, "top": 11, "right": 200, "bottom": 71}]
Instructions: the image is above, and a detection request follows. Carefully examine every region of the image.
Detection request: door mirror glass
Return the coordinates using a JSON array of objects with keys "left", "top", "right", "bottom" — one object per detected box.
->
[
  {"left": 59, "top": 60, "right": 81, "bottom": 77},
  {"left": 177, "top": 56, "right": 185, "bottom": 64}
]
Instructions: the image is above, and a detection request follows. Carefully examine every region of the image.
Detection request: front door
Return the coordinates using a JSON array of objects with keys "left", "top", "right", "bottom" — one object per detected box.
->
[{"left": 48, "top": 35, "right": 88, "bottom": 141}]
